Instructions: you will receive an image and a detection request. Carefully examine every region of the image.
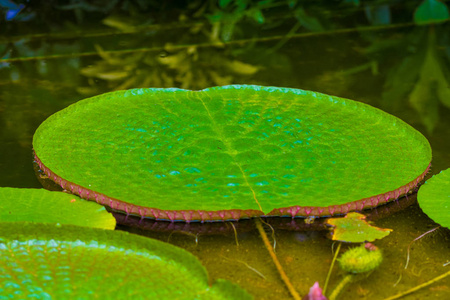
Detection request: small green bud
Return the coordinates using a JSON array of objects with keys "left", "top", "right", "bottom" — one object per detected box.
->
[{"left": 338, "top": 243, "right": 383, "bottom": 274}]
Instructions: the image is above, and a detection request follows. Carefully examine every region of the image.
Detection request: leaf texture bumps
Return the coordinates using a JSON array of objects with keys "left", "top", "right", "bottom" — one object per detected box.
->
[
  {"left": 0, "top": 222, "right": 251, "bottom": 299},
  {"left": 33, "top": 85, "right": 432, "bottom": 221}
]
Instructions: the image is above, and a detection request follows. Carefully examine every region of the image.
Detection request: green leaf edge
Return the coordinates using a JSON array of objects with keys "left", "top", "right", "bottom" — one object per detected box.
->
[
  {"left": 33, "top": 85, "right": 432, "bottom": 222},
  {"left": 0, "top": 187, "right": 116, "bottom": 230},
  {"left": 418, "top": 168, "right": 450, "bottom": 228},
  {"left": 0, "top": 222, "right": 252, "bottom": 299}
]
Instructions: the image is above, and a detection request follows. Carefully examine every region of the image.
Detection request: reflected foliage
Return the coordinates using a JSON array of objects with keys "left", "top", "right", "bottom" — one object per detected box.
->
[{"left": 1, "top": 0, "right": 450, "bottom": 132}]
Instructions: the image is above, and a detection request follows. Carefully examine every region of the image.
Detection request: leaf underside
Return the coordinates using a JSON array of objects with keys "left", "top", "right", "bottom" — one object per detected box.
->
[
  {"left": 33, "top": 85, "right": 432, "bottom": 221},
  {"left": 0, "top": 222, "right": 251, "bottom": 299}
]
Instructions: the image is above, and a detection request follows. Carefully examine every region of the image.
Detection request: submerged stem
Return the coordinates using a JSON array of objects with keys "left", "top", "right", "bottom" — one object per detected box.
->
[
  {"left": 383, "top": 269, "right": 450, "bottom": 300},
  {"left": 255, "top": 218, "right": 301, "bottom": 300},
  {"left": 323, "top": 242, "right": 342, "bottom": 295},
  {"left": 328, "top": 274, "right": 354, "bottom": 300},
  {"left": 404, "top": 226, "right": 439, "bottom": 269}
]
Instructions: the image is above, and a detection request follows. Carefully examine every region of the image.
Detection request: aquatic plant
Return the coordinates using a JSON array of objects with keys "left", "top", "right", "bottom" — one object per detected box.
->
[
  {"left": 2, "top": 1, "right": 449, "bottom": 136},
  {"left": 0, "top": 187, "right": 251, "bottom": 298},
  {"left": 257, "top": 212, "right": 393, "bottom": 299},
  {"left": 255, "top": 218, "right": 303, "bottom": 300},
  {"left": 417, "top": 168, "right": 450, "bottom": 228},
  {"left": 322, "top": 212, "right": 390, "bottom": 298},
  {"left": 326, "top": 212, "right": 392, "bottom": 243},
  {"left": 382, "top": 168, "right": 450, "bottom": 300},
  {"left": 328, "top": 243, "right": 383, "bottom": 300},
  {"left": 338, "top": 243, "right": 383, "bottom": 274},
  {"left": 32, "top": 85, "right": 431, "bottom": 222},
  {"left": 320, "top": 169, "right": 450, "bottom": 300},
  {"left": 1, "top": 2, "right": 449, "bottom": 299},
  {"left": 303, "top": 282, "right": 327, "bottom": 300},
  {"left": 0, "top": 222, "right": 251, "bottom": 299},
  {"left": 0, "top": 187, "right": 115, "bottom": 229}
]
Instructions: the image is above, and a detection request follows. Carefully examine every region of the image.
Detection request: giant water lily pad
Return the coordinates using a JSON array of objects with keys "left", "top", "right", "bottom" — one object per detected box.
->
[
  {"left": 418, "top": 168, "right": 450, "bottom": 228},
  {"left": 33, "top": 85, "right": 432, "bottom": 221},
  {"left": 0, "top": 187, "right": 115, "bottom": 229},
  {"left": 0, "top": 222, "right": 251, "bottom": 299}
]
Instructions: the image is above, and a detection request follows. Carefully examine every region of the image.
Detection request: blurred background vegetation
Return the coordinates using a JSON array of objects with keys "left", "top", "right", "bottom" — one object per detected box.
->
[{"left": 0, "top": 0, "right": 449, "bottom": 160}]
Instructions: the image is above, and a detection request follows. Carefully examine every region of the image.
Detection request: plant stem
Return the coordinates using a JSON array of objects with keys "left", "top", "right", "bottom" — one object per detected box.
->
[
  {"left": 254, "top": 218, "right": 301, "bottom": 300},
  {"left": 404, "top": 226, "right": 439, "bottom": 270},
  {"left": 328, "top": 274, "right": 354, "bottom": 300},
  {"left": 383, "top": 269, "right": 450, "bottom": 300},
  {"left": 323, "top": 242, "right": 342, "bottom": 295}
]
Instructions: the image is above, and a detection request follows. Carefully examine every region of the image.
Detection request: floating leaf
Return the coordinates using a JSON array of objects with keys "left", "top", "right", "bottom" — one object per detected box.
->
[
  {"left": 0, "top": 187, "right": 115, "bottom": 230},
  {"left": 414, "top": 0, "right": 450, "bottom": 25},
  {"left": 33, "top": 85, "right": 431, "bottom": 222},
  {"left": 326, "top": 212, "right": 392, "bottom": 243},
  {"left": 418, "top": 168, "right": 450, "bottom": 228},
  {"left": 0, "top": 222, "right": 251, "bottom": 299}
]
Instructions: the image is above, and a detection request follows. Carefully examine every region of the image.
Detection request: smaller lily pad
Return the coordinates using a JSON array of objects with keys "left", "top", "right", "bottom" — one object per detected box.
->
[
  {"left": 326, "top": 212, "right": 392, "bottom": 243},
  {"left": 0, "top": 187, "right": 115, "bottom": 230},
  {"left": 418, "top": 168, "right": 450, "bottom": 228},
  {"left": 0, "top": 222, "right": 252, "bottom": 299}
]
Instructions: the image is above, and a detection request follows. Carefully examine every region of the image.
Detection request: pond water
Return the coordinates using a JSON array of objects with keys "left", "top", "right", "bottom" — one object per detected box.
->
[{"left": 1, "top": 3, "right": 450, "bottom": 300}]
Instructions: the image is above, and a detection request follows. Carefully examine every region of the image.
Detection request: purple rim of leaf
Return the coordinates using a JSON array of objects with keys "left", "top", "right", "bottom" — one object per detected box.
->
[{"left": 34, "top": 151, "right": 431, "bottom": 222}]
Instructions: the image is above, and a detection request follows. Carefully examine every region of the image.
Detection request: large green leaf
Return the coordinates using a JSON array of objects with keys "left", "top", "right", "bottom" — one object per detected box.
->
[
  {"left": 0, "top": 187, "right": 115, "bottom": 230},
  {"left": 418, "top": 168, "right": 450, "bottom": 228},
  {"left": 32, "top": 85, "right": 432, "bottom": 221},
  {"left": 0, "top": 222, "right": 251, "bottom": 299}
]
